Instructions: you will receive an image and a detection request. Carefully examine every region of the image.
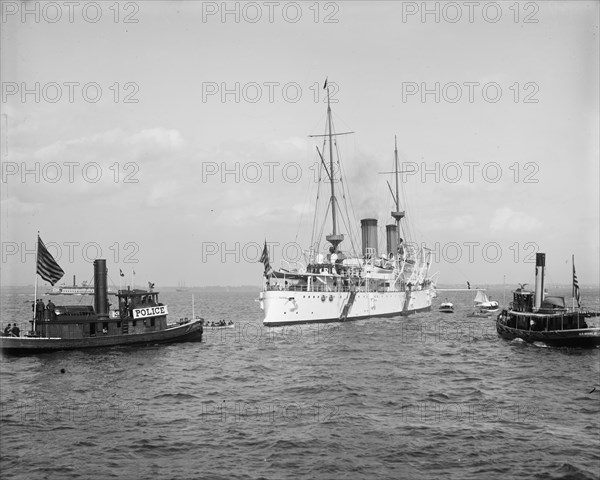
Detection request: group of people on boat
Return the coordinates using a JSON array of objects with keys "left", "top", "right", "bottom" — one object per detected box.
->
[
  {"left": 32, "top": 298, "right": 56, "bottom": 321},
  {"left": 3, "top": 323, "right": 20, "bottom": 337},
  {"left": 204, "top": 319, "right": 233, "bottom": 327}
]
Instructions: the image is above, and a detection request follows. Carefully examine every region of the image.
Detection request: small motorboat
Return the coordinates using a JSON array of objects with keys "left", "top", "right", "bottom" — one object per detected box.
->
[{"left": 439, "top": 301, "right": 454, "bottom": 313}]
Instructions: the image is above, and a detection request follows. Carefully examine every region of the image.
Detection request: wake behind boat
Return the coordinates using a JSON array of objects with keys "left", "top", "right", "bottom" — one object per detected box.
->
[
  {"left": 496, "top": 253, "right": 600, "bottom": 348},
  {"left": 1, "top": 237, "right": 203, "bottom": 354},
  {"left": 258, "top": 81, "right": 435, "bottom": 327}
]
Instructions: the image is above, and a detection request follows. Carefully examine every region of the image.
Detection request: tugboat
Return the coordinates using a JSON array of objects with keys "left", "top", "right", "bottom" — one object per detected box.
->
[
  {"left": 496, "top": 253, "right": 600, "bottom": 348},
  {"left": 258, "top": 81, "right": 435, "bottom": 326},
  {"left": 1, "top": 257, "right": 203, "bottom": 353}
]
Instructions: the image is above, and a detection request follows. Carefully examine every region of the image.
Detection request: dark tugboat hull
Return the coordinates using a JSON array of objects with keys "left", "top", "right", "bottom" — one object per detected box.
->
[
  {"left": 496, "top": 322, "right": 600, "bottom": 348},
  {"left": 0, "top": 321, "right": 203, "bottom": 354}
]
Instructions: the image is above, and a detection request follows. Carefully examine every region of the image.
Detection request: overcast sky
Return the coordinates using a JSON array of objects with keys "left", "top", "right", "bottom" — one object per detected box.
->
[{"left": 1, "top": 1, "right": 598, "bottom": 289}]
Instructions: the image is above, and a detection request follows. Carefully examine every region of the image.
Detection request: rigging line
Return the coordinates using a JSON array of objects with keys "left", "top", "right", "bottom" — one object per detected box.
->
[
  {"left": 297, "top": 147, "right": 320, "bottom": 245},
  {"left": 338, "top": 176, "right": 359, "bottom": 258},
  {"left": 316, "top": 200, "right": 331, "bottom": 253},
  {"left": 334, "top": 139, "right": 361, "bottom": 258},
  {"left": 309, "top": 149, "right": 324, "bottom": 250},
  {"left": 308, "top": 126, "right": 328, "bottom": 250}
]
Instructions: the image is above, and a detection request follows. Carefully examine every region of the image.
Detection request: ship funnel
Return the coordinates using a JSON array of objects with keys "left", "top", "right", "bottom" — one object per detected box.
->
[
  {"left": 93, "top": 259, "right": 109, "bottom": 320},
  {"left": 361, "top": 218, "right": 378, "bottom": 258},
  {"left": 386, "top": 224, "right": 398, "bottom": 257},
  {"left": 534, "top": 252, "right": 545, "bottom": 310}
]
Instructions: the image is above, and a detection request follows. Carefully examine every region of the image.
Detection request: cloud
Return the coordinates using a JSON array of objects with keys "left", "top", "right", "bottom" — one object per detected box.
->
[{"left": 489, "top": 207, "right": 542, "bottom": 232}]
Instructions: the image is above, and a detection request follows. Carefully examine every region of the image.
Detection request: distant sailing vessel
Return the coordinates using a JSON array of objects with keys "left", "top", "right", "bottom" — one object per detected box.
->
[
  {"left": 496, "top": 253, "right": 600, "bottom": 348},
  {"left": 473, "top": 289, "right": 499, "bottom": 313},
  {"left": 258, "top": 81, "right": 435, "bottom": 326},
  {"left": 48, "top": 275, "right": 94, "bottom": 295},
  {"left": 1, "top": 236, "right": 203, "bottom": 353}
]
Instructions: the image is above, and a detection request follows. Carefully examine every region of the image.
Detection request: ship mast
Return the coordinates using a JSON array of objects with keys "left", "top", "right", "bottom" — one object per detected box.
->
[
  {"left": 324, "top": 84, "right": 344, "bottom": 254},
  {"left": 391, "top": 136, "right": 405, "bottom": 245}
]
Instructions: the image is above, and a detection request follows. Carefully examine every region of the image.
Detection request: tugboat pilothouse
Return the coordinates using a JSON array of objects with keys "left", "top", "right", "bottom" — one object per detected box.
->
[{"left": 258, "top": 81, "right": 435, "bottom": 327}]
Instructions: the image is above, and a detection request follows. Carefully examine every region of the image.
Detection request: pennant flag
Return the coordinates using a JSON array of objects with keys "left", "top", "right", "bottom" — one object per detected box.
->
[
  {"left": 148, "top": 282, "right": 154, "bottom": 290},
  {"left": 259, "top": 241, "right": 273, "bottom": 276},
  {"left": 119, "top": 269, "right": 125, "bottom": 277},
  {"left": 323, "top": 77, "right": 328, "bottom": 90},
  {"left": 573, "top": 256, "right": 580, "bottom": 308},
  {"left": 37, "top": 236, "right": 65, "bottom": 286}
]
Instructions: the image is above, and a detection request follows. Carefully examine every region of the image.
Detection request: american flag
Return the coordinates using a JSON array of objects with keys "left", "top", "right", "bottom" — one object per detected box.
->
[
  {"left": 37, "top": 236, "right": 64, "bottom": 286},
  {"left": 259, "top": 241, "right": 273, "bottom": 276},
  {"left": 573, "top": 255, "right": 580, "bottom": 308}
]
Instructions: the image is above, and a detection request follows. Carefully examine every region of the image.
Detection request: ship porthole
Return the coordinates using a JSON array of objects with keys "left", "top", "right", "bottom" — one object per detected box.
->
[
  {"left": 329, "top": 295, "right": 334, "bottom": 302},
  {"left": 321, "top": 295, "right": 326, "bottom": 302}
]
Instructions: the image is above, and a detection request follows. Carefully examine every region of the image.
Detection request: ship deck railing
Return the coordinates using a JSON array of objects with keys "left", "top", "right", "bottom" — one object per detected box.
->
[
  {"left": 501, "top": 309, "right": 599, "bottom": 331},
  {"left": 265, "top": 284, "right": 405, "bottom": 294}
]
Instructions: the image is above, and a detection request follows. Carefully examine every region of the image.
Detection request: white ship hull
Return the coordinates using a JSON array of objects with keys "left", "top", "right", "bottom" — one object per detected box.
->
[
  {"left": 260, "top": 287, "right": 433, "bottom": 326},
  {"left": 48, "top": 287, "right": 94, "bottom": 295}
]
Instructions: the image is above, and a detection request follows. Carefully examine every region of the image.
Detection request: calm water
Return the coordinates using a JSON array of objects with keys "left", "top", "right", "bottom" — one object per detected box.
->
[{"left": 1, "top": 287, "right": 599, "bottom": 480}]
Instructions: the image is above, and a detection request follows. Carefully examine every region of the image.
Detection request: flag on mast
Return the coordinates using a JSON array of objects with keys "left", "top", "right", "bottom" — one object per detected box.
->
[
  {"left": 37, "top": 236, "right": 65, "bottom": 285},
  {"left": 572, "top": 255, "right": 580, "bottom": 308},
  {"left": 259, "top": 241, "right": 273, "bottom": 276}
]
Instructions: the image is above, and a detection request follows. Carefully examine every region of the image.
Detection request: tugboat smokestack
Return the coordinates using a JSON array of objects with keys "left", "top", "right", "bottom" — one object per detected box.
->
[
  {"left": 534, "top": 252, "right": 545, "bottom": 311},
  {"left": 93, "top": 259, "right": 109, "bottom": 320}
]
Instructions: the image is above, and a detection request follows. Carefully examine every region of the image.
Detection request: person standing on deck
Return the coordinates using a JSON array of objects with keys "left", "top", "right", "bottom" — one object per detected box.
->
[
  {"left": 11, "top": 324, "right": 20, "bottom": 337},
  {"left": 47, "top": 300, "right": 56, "bottom": 320}
]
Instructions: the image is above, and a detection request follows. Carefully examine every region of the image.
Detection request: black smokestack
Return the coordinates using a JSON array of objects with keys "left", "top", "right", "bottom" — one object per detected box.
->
[
  {"left": 534, "top": 252, "right": 545, "bottom": 310},
  {"left": 94, "top": 259, "right": 109, "bottom": 320},
  {"left": 361, "top": 218, "right": 378, "bottom": 258}
]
